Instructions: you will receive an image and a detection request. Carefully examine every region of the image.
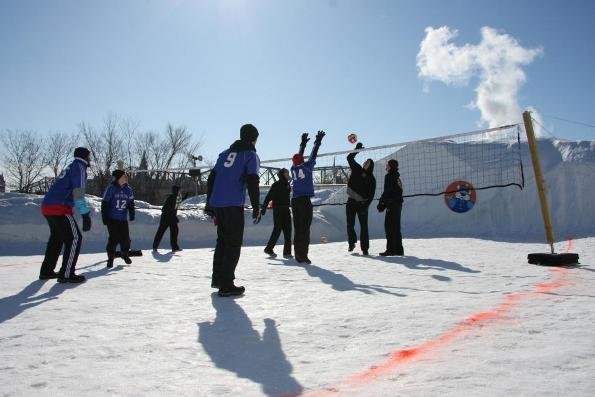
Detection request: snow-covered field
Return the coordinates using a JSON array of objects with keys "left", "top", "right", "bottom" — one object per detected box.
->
[
  {"left": 1, "top": 237, "right": 593, "bottom": 396},
  {"left": 1, "top": 136, "right": 594, "bottom": 396}
]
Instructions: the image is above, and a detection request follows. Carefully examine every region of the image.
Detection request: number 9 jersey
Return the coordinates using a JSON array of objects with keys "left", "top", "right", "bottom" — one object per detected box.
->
[{"left": 209, "top": 141, "right": 260, "bottom": 207}]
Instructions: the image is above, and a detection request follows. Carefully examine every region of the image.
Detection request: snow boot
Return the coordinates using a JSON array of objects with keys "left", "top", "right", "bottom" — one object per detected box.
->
[
  {"left": 57, "top": 274, "right": 86, "bottom": 284},
  {"left": 39, "top": 271, "right": 59, "bottom": 280},
  {"left": 218, "top": 285, "right": 245, "bottom": 297},
  {"left": 264, "top": 247, "right": 277, "bottom": 258}
]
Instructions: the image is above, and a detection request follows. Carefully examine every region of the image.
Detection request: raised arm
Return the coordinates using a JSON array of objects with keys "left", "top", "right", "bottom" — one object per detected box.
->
[
  {"left": 310, "top": 130, "right": 326, "bottom": 160},
  {"left": 298, "top": 133, "right": 309, "bottom": 156},
  {"left": 347, "top": 142, "right": 364, "bottom": 171}
]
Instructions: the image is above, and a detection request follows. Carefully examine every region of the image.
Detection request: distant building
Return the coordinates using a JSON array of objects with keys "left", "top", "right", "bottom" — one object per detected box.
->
[{"left": 0, "top": 173, "right": 5, "bottom": 193}]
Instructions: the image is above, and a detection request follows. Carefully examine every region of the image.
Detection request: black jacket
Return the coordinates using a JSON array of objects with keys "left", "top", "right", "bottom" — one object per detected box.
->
[
  {"left": 379, "top": 169, "right": 403, "bottom": 205},
  {"left": 160, "top": 193, "right": 178, "bottom": 222},
  {"left": 262, "top": 171, "right": 291, "bottom": 208},
  {"left": 346, "top": 152, "right": 376, "bottom": 203}
]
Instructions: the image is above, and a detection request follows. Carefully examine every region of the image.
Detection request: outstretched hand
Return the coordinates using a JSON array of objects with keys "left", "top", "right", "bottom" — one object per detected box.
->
[
  {"left": 315, "top": 130, "right": 326, "bottom": 144},
  {"left": 301, "top": 133, "right": 310, "bottom": 144}
]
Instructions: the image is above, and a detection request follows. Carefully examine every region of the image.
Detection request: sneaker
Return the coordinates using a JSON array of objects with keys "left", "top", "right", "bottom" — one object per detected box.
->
[
  {"left": 283, "top": 254, "right": 293, "bottom": 259},
  {"left": 264, "top": 248, "right": 277, "bottom": 258},
  {"left": 172, "top": 247, "right": 182, "bottom": 252},
  {"left": 122, "top": 255, "right": 132, "bottom": 265},
  {"left": 106, "top": 258, "right": 114, "bottom": 269},
  {"left": 57, "top": 274, "right": 86, "bottom": 284},
  {"left": 218, "top": 285, "right": 245, "bottom": 297},
  {"left": 39, "top": 271, "right": 59, "bottom": 280},
  {"left": 362, "top": 250, "right": 369, "bottom": 256},
  {"left": 348, "top": 244, "right": 355, "bottom": 252},
  {"left": 296, "top": 257, "right": 312, "bottom": 264}
]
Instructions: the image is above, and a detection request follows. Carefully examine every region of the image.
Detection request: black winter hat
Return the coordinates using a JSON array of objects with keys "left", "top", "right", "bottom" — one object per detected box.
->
[
  {"left": 111, "top": 169, "right": 125, "bottom": 181},
  {"left": 240, "top": 124, "right": 259, "bottom": 142},
  {"left": 74, "top": 147, "right": 90, "bottom": 159}
]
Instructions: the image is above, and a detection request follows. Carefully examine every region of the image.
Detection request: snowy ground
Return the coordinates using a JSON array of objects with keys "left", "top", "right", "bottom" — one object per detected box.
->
[{"left": 1, "top": 237, "right": 593, "bottom": 396}]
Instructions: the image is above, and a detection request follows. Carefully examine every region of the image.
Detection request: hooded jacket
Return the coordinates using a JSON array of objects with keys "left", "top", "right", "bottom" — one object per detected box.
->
[
  {"left": 379, "top": 168, "right": 403, "bottom": 205},
  {"left": 262, "top": 169, "right": 291, "bottom": 209},
  {"left": 346, "top": 152, "right": 376, "bottom": 203}
]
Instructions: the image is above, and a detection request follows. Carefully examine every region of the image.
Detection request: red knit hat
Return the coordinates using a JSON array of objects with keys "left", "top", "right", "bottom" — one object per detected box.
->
[{"left": 292, "top": 153, "right": 304, "bottom": 166}]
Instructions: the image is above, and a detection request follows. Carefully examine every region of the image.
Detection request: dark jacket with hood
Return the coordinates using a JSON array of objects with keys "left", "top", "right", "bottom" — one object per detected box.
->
[
  {"left": 379, "top": 168, "right": 403, "bottom": 205},
  {"left": 346, "top": 152, "right": 376, "bottom": 203},
  {"left": 262, "top": 169, "right": 291, "bottom": 209},
  {"left": 161, "top": 186, "right": 180, "bottom": 223}
]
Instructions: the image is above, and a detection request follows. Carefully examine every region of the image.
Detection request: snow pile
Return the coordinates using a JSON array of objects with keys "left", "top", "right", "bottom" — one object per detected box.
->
[{"left": 0, "top": 137, "right": 593, "bottom": 255}]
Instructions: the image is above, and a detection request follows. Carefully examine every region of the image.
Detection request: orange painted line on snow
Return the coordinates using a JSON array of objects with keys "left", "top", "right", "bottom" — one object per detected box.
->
[{"left": 297, "top": 267, "right": 570, "bottom": 397}]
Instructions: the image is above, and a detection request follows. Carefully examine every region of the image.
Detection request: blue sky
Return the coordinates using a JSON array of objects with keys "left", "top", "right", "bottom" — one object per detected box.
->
[{"left": 1, "top": 0, "right": 594, "bottom": 163}]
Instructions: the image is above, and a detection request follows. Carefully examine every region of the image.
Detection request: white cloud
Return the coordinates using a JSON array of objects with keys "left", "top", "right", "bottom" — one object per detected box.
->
[{"left": 417, "top": 26, "right": 542, "bottom": 128}]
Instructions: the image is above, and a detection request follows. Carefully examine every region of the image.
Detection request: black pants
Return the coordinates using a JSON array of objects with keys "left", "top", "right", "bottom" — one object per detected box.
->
[
  {"left": 106, "top": 219, "right": 131, "bottom": 260},
  {"left": 265, "top": 206, "right": 292, "bottom": 255},
  {"left": 40, "top": 214, "right": 82, "bottom": 278},
  {"left": 291, "top": 196, "right": 312, "bottom": 261},
  {"left": 346, "top": 199, "right": 370, "bottom": 251},
  {"left": 153, "top": 219, "right": 179, "bottom": 250},
  {"left": 212, "top": 207, "right": 245, "bottom": 288},
  {"left": 385, "top": 203, "right": 404, "bottom": 255}
]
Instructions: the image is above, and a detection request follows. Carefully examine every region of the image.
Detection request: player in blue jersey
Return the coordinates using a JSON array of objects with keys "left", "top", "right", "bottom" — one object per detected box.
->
[
  {"left": 290, "top": 130, "right": 325, "bottom": 264},
  {"left": 39, "top": 147, "right": 92, "bottom": 283},
  {"left": 205, "top": 124, "right": 261, "bottom": 297},
  {"left": 101, "top": 170, "right": 136, "bottom": 268}
]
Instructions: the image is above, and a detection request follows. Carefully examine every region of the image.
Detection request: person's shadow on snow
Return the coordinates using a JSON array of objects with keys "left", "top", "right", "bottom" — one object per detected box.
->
[
  {"left": 198, "top": 294, "right": 303, "bottom": 397},
  {"left": 151, "top": 250, "right": 175, "bottom": 263},
  {"left": 295, "top": 263, "right": 406, "bottom": 297},
  {"left": 370, "top": 255, "right": 480, "bottom": 273},
  {"left": 0, "top": 261, "right": 123, "bottom": 325}
]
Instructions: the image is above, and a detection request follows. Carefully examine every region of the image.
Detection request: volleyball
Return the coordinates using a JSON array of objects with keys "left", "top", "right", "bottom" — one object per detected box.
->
[{"left": 347, "top": 133, "right": 358, "bottom": 144}]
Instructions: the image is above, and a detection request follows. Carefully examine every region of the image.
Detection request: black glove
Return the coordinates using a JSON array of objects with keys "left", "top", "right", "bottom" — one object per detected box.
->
[
  {"left": 314, "top": 130, "right": 326, "bottom": 145},
  {"left": 82, "top": 213, "right": 92, "bottom": 232},
  {"left": 377, "top": 201, "right": 386, "bottom": 212},
  {"left": 355, "top": 142, "right": 364, "bottom": 150},
  {"left": 204, "top": 205, "right": 215, "bottom": 218},
  {"left": 260, "top": 204, "right": 267, "bottom": 217},
  {"left": 300, "top": 133, "right": 310, "bottom": 145},
  {"left": 252, "top": 206, "right": 262, "bottom": 224}
]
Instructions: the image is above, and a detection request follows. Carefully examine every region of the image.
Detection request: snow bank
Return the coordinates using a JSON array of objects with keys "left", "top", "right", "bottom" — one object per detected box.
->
[{"left": 0, "top": 137, "right": 593, "bottom": 255}]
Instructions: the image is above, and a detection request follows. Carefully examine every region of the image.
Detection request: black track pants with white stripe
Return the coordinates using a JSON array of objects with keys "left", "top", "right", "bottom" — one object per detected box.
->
[{"left": 40, "top": 214, "right": 83, "bottom": 278}]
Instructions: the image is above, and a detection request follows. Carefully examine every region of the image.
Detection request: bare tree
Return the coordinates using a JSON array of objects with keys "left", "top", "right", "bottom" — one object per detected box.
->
[
  {"left": 0, "top": 129, "right": 47, "bottom": 193},
  {"left": 119, "top": 117, "right": 140, "bottom": 169},
  {"left": 79, "top": 113, "right": 124, "bottom": 193},
  {"left": 79, "top": 114, "right": 123, "bottom": 178},
  {"left": 45, "top": 131, "right": 80, "bottom": 177}
]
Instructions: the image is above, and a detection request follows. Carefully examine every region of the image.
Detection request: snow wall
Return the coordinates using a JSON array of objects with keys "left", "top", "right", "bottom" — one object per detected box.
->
[{"left": 0, "top": 138, "right": 593, "bottom": 255}]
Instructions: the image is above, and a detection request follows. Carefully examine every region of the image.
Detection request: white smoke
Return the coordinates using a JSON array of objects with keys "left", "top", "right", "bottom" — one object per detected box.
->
[{"left": 417, "top": 26, "right": 543, "bottom": 128}]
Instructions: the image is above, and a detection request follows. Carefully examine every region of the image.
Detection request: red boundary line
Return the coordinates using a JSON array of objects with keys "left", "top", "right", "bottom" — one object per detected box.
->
[{"left": 293, "top": 267, "right": 570, "bottom": 397}]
